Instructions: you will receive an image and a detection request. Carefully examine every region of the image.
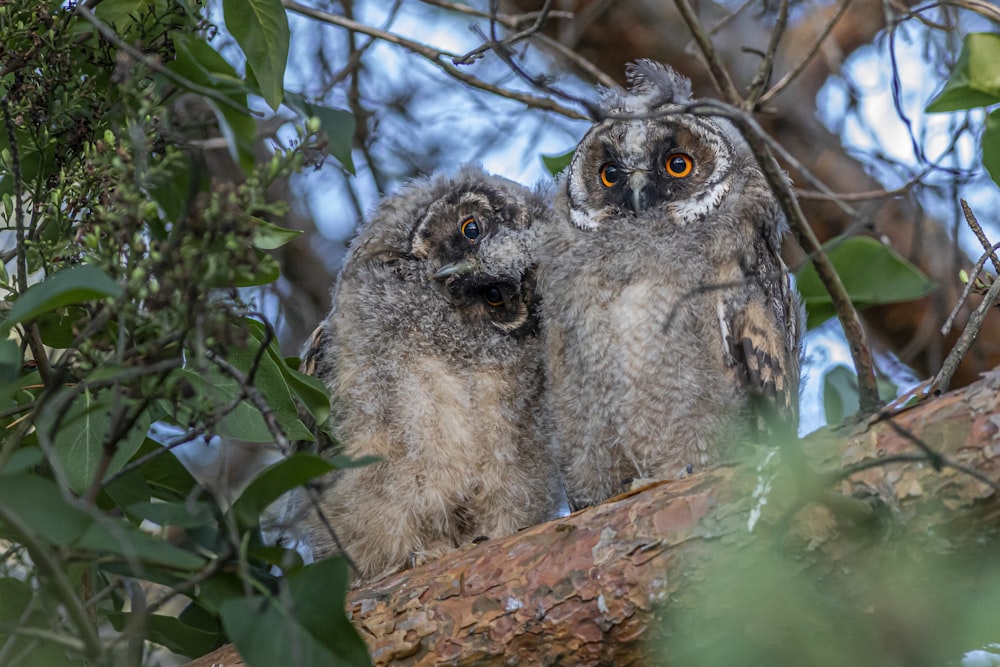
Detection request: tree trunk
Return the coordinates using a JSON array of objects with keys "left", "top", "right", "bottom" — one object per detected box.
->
[{"left": 185, "top": 367, "right": 1000, "bottom": 667}]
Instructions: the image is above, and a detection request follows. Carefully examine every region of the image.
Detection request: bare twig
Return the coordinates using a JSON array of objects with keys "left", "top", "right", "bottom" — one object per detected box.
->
[
  {"left": 961, "top": 199, "right": 1000, "bottom": 276},
  {"left": 758, "top": 0, "right": 854, "bottom": 107},
  {"left": 672, "top": 0, "right": 743, "bottom": 105},
  {"left": 745, "top": 0, "right": 789, "bottom": 108},
  {"left": 941, "top": 241, "right": 1000, "bottom": 335},
  {"left": 283, "top": 0, "right": 587, "bottom": 120},
  {"left": 935, "top": 261, "right": 1000, "bottom": 392}
]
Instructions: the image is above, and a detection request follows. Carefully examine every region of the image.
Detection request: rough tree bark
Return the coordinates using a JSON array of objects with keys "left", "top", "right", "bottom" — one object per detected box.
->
[{"left": 186, "top": 367, "right": 1000, "bottom": 667}]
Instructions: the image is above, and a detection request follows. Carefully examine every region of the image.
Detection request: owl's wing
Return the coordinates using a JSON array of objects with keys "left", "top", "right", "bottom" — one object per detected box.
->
[{"left": 724, "top": 271, "right": 801, "bottom": 435}]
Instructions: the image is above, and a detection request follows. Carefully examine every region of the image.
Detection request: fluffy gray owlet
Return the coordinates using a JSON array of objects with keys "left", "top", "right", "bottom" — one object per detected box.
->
[
  {"left": 294, "top": 165, "right": 562, "bottom": 581},
  {"left": 540, "top": 61, "right": 803, "bottom": 510}
]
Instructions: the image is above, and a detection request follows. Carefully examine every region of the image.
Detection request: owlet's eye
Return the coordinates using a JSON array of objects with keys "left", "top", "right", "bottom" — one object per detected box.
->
[
  {"left": 599, "top": 163, "right": 622, "bottom": 188},
  {"left": 483, "top": 286, "right": 504, "bottom": 308},
  {"left": 461, "top": 216, "right": 480, "bottom": 241},
  {"left": 666, "top": 153, "right": 694, "bottom": 178}
]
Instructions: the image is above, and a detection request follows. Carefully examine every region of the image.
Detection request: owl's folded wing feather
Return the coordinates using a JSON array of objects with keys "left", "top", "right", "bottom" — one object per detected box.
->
[{"left": 725, "top": 279, "right": 801, "bottom": 434}]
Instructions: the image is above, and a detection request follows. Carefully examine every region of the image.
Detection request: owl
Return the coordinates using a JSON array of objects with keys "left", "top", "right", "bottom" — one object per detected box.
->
[
  {"left": 293, "top": 165, "right": 562, "bottom": 581},
  {"left": 540, "top": 60, "right": 802, "bottom": 510}
]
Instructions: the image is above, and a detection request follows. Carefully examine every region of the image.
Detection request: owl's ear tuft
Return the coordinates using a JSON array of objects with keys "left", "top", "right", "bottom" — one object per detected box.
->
[{"left": 625, "top": 60, "right": 692, "bottom": 106}]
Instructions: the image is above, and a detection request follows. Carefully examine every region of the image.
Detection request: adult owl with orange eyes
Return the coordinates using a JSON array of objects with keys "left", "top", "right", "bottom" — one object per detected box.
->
[
  {"left": 291, "top": 165, "right": 562, "bottom": 581},
  {"left": 540, "top": 61, "right": 803, "bottom": 509}
]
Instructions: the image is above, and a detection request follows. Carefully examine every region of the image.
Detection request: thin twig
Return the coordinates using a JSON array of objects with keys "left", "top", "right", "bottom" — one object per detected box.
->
[
  {"left": 961, "top": 199, "right": 1000, "bottom": 276},
  {"left": 283, "top": 0, "right": 587, "bottom": 120},
  {"left": 759, "top": 0, "right": 854, "bottom": 106},
  {"left": 935, "top": 263, "right": 1000, "bottom": 392},
  {"left": 745, "top": 0, "right": 789, "bottom": 109},
  {"left": 941, "top": 241, "right": 1000, "bottom": 335},
  {"left": 672, "top": 0, "right": 743, "bottom": 105},
  {"left": 0, "top": 505, "right": 105, "bottom": 662}
]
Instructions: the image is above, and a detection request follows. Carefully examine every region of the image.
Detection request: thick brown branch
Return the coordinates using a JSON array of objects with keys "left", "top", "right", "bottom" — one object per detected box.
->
[{"left": 187, "top": 367, "right": 1000, "bottom": 667}]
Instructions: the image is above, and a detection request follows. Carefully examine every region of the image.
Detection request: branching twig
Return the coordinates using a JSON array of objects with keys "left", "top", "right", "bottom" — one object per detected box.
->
[
  {"left": 935, "top": 260, "right": 1000, "bottom": 393},
  {"left": 961, "top": 199, "right": 1000, "bottom": 276},
  {"left": 283, "top": 0, "right": 587, "bottom": 120},
  {"left": 672, "top": 0, "right": 743, "bottom": 105},
  {"left": 745, "top": 0, "right": 789, "bottom": 109},
  {"left": 758, "top": 0, "right": 854, "bottom": 107},
  {"left": 941, "top": 241, "right": 1000, "bottom": 335}
]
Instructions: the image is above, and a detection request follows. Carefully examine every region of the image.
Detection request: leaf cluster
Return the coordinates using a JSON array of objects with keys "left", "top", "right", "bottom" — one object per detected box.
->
[{"left": 0, "top": 1, "right": 367, "bottom": 665}]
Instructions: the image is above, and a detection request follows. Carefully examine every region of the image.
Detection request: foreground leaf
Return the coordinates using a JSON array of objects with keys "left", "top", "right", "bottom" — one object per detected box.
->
[
  {"left": 223, "top": 0, "right": 289, "bottom": 111},
  {"left": 0, "top": 265, "right": 122, "bottom": 335},
  {"left": 926, "top": 32, "right": 1000, "bottom": 112}
]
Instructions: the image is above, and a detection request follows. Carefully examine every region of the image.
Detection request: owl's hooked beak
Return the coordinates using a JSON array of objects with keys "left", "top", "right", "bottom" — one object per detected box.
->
[
  {"left": 433, "top": 258, "right": 479, "bottom": 280},
  {"left": 626, "top": 171, "right": 651, "bottom": 213}
]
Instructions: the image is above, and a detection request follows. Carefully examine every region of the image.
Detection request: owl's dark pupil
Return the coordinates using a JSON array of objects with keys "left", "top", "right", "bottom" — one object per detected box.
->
[
  {"left": 461, "top": 217, "right": 480, "bottom": 240},
  {"left": 600, "top": 163, "right": 622, "bottom": 186},
  {"left": 484, "top": 286, "right": 503, "bottom": 306},
  {"left": 669, "top": 156, "right": 687, "bottom": 173}
]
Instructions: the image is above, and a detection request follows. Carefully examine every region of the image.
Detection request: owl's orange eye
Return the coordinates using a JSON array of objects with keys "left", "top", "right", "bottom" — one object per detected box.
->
[
  {"left": 666, "top": 153, "right": 694, "bottom": 178},
  {"left": 461, "top": 216, "right": 480, "bottom": 241},
  {"left": 599, "top": 163, "right": 622, "bottom": 188},
  {"left": 484, "top": 286, "right": 504, "bottom": 308}
]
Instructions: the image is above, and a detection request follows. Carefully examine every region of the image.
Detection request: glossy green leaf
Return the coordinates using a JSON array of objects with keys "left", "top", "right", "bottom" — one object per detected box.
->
[
  {"left": 168, "top": 33, "right": 256, "bottom": 174},
  {"left": 926, "top": 32, "right": 1000, "bottom": 112},
  {"left": 0, "top": 447, "right": 44, "bottom": 476},
  {"left": 223, "top": 0, "right": 289, "bottom": 110},
  {"left": 133, "top": 438, "right": 200, "bottom": 501},
  {"left": 245, "top": 318, "right": 330, "bottom": 426},
  {"left": 80, "top": 519, "right": 205, "bottom": 570},
  {"left": 984, "top": 109, "right": 1000, "bottom": 188},
  {"left": 285, "top": 94, "right": 356, "bottom": 174},
  {"left": 0, "top": 265, "right": 122, "bottom": 335},
  {"left": 252, "top": 217, "right": 303, "bottom": 250},
  {"left": 795, "top": 236, "right": 937, "bottom": 329},
  {"left": 0, "top": 474, "right": 93, "bottom": 546},
  {"left": 229, "top": 453, "right": 335, "bottom": 528},
  {"left": 107, "top": 611, "right": 222, "bottom": 657},
  {"left": 541, "top": 149, "right": 574, "bottom": 176},
  {"left": 220, "top": 558, "right": 371, "bottom": 667},
  {"left": 146, "top": 152, "right": 197, "bottom": 226},
  {"left": 51, "top": 391, "right": 151, "bottom": 494}
]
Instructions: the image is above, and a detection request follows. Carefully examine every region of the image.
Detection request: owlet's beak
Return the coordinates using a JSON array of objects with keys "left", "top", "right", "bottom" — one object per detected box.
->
[
  {"left": 627, "top": 171, "right": 651, "bottom": 213},
  {"left": 433, "top": 257, "right": 480, "bottom": 281}
]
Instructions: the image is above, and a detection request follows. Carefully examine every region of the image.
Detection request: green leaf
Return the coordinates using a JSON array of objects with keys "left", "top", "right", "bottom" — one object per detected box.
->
[
  {"left": 232, "top": 251, "right": 281, "bottom": 287},
  {"left": 0, "top": 265, "right": 122, "bottom": 335},
  {"left": 926, "top": 32, "right": 1000, "bottom": 112},
  {"left": 0, "top": 577, "right": 32, "bottom": 622},
  {"left": 0, "top": 475, "right": 93, "bottom": 546},
  {"left": 133, "top": 438, "right": 199, "bottom": 501},
  {"left": 220, "top": 558, "right": 371, "bottom": 667},
  {"left": 244, "top": 319, "right": 330, "bottom": 426},
  {"left": 0, "top": 447, "right": 44, "bottom": 476},
  {"left": 0, "top": 337, "right": 21, "bottom": 410},
  {"left": 146, "top": 152, "right": 197, "bottom": 226},
  {"left": 823, "top": 365, "right": 899, "bottom": 425},
  {"left": 126, "top": 500, "right": 217, "bottom": 529},
  {"left": 285, "top": 557, "right": 370, "bottom": 662},
  {"left": 107, "top": 611, "right": 222, "bottom": 657},
  {"left": 795, "top": 236, "right": 937, "bottom": 329},
  {"left": 541, "top": 149, "right": 574, "bottom": 176},
  {"left": 229, "top": 453, "right": 335, "bottom": 528},
  {"left": 80, "top": 519, "right": 205, "bottom": 570},
  {"left": 285, "top": 94, "right": 356, "bottom": 174},
  {"left": 168, "top": 33, "right": 256, "bottom": 174},
  {"left": 223, "top": 0, "right": 290, "bottom": 111},
  {"left": 985, "top": 109, "right": 1000, "bottom": 188},
  {"left": 50, "top": 391, "right": 151, "bottom": 494},
  {"left": 252, "top": 217, "right": 303, "bottom": 250}
]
